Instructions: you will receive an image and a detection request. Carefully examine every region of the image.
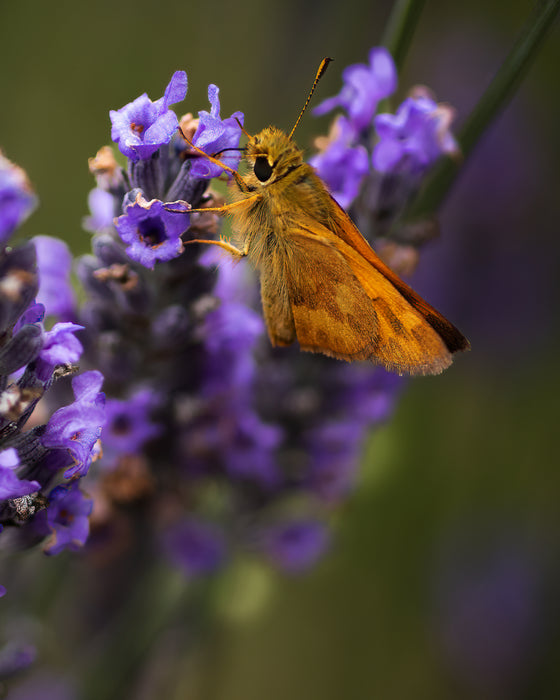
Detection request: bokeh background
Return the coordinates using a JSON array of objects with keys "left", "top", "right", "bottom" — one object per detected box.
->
[{"left": 1, "top": 0, "right": 559, "bottom": 698}]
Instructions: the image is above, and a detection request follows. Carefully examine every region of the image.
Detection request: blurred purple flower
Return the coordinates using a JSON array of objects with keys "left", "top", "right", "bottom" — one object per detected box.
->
[
  {"left": 314, "top": 47, "right": 397, "bottom": 131},
  {"left": 83, "top": 187, "right": 117, "bottom": 234},
  {"left": 114, "top": 190, "right": 189, "bottom": 269},
  {"left": 7, "top": 672, "right": 77, "bottom": 700},
  {"left": 33, "top": 235, "right": 76, "bottom": 318},
  {"left": 309, "top": 115, "right": 369, "bottom": 208},
  {"left": 306, "top": 421, "right": 363, "bottom": 502},
  {"left": 164, "top": 519, "right": 227, "bottom": 576},
  {"left": 110, "top": 71, "right": 187, "bottom": 161},
  {"left": 260, "top": 520, "right": 329, "bottom": 573},
  {"left": 191, "top": 84, "right": 244, "bottom": 178},
  {"left": 0, "top": 641, "right": 36, "bottom": 678},
  {"left": 43, "top": 482, "right": 93, "bottom": 555},
  {"left": 224, "top": 410, "right": 283, "bottom": 488},
  {"left": 435, "top": 533, "right": 543, "bottom": 697},
  {"left": 336, "top": 365, "right": 404, "bottom": 424},
  {"left": 373, "top": 94, "right": 459, "bottom": 174},
  {"left": 0, "top": 448, "right": 40, "bottom": 500},
  {"left": 201, "top": 297, "right": 264, "bottom": 397},
  {"left": 0, "top": 153, "right": 37, "bottom": 242},
  {"left": 41, "top": 371, "right": 106, "bottom": 479},
  {"left": 102, "top": 388, "right": 162, "bottom": 462}
]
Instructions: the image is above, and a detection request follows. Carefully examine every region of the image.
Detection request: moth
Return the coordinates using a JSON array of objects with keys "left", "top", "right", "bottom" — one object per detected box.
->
[{"left": 182, "top": 59, "right": 469, "bottom": 376}]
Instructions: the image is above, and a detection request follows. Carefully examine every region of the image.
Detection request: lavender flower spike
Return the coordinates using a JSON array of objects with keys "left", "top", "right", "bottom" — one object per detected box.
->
[
  {"left": 110, "top": 71, "right": 188, "bottom": 161},
  {"left": 314, "top": 47, "right": 397, "bottom": 131}
]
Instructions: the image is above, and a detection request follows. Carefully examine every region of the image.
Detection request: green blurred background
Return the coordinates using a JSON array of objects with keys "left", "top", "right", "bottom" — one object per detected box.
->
[{"left": 1, "top": 0, "right": 559, "bottom": 697}]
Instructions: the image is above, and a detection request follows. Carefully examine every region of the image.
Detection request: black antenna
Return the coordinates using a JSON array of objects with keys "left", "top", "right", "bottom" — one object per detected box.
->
[{"left": 288, "top": 57, "right": 333, "bottom": 141}]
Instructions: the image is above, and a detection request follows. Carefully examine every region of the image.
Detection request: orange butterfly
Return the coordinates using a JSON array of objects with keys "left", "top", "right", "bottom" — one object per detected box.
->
[{"left": 182, "top": 59, "right": 469, "bottom": 376}]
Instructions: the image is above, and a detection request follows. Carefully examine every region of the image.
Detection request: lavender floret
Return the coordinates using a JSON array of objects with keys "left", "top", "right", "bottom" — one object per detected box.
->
[
  {"left": 374, "top": 94, "right": 459, "bottom": 174},
  {"left": 314, "top": 47, "right": 397, "bottom": 131},
  {"left": 110, "top": 71, "right": 188, "bottom": 162},
  {"left": 114, "top": 191, "right": 189, "bottom": 269}
]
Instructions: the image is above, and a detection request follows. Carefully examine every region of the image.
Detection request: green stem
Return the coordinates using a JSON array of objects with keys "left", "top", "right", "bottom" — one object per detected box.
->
[
  {"left": 405, "top": 0, "right": 560, "bottom": 221},
  {"left": 79, "top": 566, "right": 217, "bottom": 700},
  {"left": 382, "top": 0, "right": 428, "bottom": 73}
]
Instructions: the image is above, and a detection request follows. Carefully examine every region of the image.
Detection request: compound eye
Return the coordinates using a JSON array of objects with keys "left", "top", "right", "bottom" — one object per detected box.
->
[{"left": 254, "top": 155, "right": 273, "bottom": 182}]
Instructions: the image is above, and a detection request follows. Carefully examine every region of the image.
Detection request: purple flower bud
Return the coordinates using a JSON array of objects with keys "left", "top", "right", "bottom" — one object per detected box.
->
[
  {"left": 163, "top": 519, "right": 227, "bottom": 575},
  {"left": 110, "top": 71, "right": 188, "bottom": 162},
  {"left": 191, "top": 84, "right": 244, "bottom": 179},
  {"left": 0, "top": 323, "right": 43, "bottom": 376},
  {"left": 0, "top": 448, "right": 40, "bottom": 500},
  {"left": 259, "top": 520, "right": 329, "bottom": 573},
  {"left": 43, "top": 482, "right": 92, "bottom": 555},
  {"left": 0, "top": 154, "right": 37, "bottom": 242},
  {"left": 33, "top": 236, "right": 76, "bottom": 318},
  {"left": 114, "top": 191, "right": 190, "bottom": 269},
  {"left": 373, "top": 94, "right": 459, "bottom": 175},
  {"left": 314, "top": 47, "right": 397, "bottom": 131},
  {"left": 13, "top": 302, "right": 44, "bottom": 333}
]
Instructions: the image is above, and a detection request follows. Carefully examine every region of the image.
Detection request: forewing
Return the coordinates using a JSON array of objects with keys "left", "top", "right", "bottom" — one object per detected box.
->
[
  {"left": 282, "top": 231, "right": 380, "bottom": 361},
  {"left": 298, "top": 221, "right": 455, "bottom": 375},
  {"left": 323, "top": 194, "right": 470, "bottom": 355},
  {"left": 260, "top": 273, "right": 296, "bottom": 347}
]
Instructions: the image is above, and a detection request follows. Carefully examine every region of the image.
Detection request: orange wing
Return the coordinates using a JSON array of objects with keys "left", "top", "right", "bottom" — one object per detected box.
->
[
  {"left": 322, "top": 193, "right": 470, "bottom": 355},
  {"left": 277, "top": 231, "right": 381, "bottom": 361},
  {"left": 283, "top": 226, "right": 453, "bottom": 374}
]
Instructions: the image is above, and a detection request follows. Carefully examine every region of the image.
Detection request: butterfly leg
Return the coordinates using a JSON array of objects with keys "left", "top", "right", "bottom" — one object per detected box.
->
[
  {"left": 185, "top": 237, "right": 248, "bottom": 258},
  {"left": 165, "top": 194, "right": 262, "bottom": 216},
  {"left": 178, "top": 127, "right": 250, "bottom": 193}
]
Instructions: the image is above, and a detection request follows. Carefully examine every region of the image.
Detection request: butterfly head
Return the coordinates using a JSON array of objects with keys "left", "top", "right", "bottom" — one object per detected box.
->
[{"left": 244, "top": 126, "right": 304, "bottom": 187}]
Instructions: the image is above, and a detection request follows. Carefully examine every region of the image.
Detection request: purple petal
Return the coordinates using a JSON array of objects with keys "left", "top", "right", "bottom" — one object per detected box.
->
[
  {"left": 162, "top": 70, "right": 188, "bottom": 110},
  {"left": 115, "top": 192, "right": 189, "bottom": 269},
  {"left": 0, "top": 155, "right": 37, "bottom": 241},
  {"left": 44, "top": 483, "right": 93, "bottom": 555},
  {"left": 368, "top": 46, "right": 398, "bottom": 97},
  {"left": 33, "top": 236, "right": 76, "bottom": 317},
  {"left": 0, "top": 448, "right": 40, "bottom": 499}
]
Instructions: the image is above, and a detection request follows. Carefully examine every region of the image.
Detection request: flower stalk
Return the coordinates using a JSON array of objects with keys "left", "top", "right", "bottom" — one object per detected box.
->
[{"left": 403, "top": 0, "right": 560, "bottom": 223}]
